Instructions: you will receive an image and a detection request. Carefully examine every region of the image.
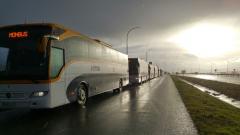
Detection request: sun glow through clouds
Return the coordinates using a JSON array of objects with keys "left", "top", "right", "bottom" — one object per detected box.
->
[{"left": 168, "top": 22, "right": 237, "bottom": 58}]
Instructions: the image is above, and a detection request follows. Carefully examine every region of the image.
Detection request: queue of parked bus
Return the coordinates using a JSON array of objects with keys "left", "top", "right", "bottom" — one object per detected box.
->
[
  {"left": 128, "top": 58, "right": 162, "bottom": 85},
  {"left": 0, "top": 23, "right": 162, "bottom": 109}
]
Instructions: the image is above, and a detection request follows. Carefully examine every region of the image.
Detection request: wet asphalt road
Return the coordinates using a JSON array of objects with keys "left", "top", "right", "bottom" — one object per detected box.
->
[{"left": 0, "top": 76, "right": 198, "bottom": 135}]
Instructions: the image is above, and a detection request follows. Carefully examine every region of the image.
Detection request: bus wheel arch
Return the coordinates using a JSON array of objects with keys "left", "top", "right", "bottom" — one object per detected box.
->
[
  {"left": 113, "top": 78, "right": 123, "bottom": 93},
  {"left": 66, "top": 79, "right": 89, "bottom": 105}
]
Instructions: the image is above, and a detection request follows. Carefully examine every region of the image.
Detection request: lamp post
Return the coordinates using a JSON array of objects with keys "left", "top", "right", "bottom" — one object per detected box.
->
[
  {"left": 145, "top": 49, "right": 148, "bottom": 61},
  {"left": 126, "top": 26, "right": 140, "bottom": 55},
  {"left": 211, "top": 63, "right": 214, "bottom": 74},
  {"left": 227, "top": 61, "right": 229, "bottom": 74},
  {"left": 226, "top": 60, "right": 230, "bottom": 74}
]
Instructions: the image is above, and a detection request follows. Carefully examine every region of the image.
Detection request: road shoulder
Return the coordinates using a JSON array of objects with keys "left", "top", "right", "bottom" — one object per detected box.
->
[{"left": 172, "top": 76, "right": 240, "bottom": 135}]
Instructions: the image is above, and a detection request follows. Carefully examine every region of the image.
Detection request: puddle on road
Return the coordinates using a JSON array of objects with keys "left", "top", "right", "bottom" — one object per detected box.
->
[{"left": 180, "top": 79, "right": 240, "bottom": 109}]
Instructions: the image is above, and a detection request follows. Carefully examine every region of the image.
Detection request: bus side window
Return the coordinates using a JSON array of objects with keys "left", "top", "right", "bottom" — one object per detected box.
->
[
  {"left": 102, "top": 46, "right": 107, "bottom": 61},
  {"left": 106, "top": 47, "right": 112, "bottom": 62},
  {"left": 67, "top": 38, "right": 88, "bottom": 60},
  {"left": 0, "top": 47, "right": 9, "bottom": 71},
  {"left": 50, "top": 47, "right": 64, "bottom": 78}
]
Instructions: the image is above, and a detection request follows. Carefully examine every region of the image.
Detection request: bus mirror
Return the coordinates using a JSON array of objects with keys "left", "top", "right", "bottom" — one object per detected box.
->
[
  {"left": 37, "top": 35, "right": 59, "bottom": 54},
  {"left": 44, "top": 35, "right": 60, "bottom": 40},
  {"left": 37, "top": 37, "right": 48, "bottom": 54}
]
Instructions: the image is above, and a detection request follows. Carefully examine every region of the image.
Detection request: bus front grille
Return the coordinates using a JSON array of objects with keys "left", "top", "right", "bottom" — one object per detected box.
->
[{"left": 0, "top": 92, "right": 26, "bottom": 99}]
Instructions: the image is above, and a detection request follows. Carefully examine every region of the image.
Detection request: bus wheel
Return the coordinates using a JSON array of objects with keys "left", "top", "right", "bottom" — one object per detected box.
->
[
  {"left": 118, "top": 80, "right": 123, "bottom": 92},
  {"left": 76, "top": 84, "right": 87, "bottom": 106},
  {"left": 113, "top": 80, "right": 122, "bottom": 93}
]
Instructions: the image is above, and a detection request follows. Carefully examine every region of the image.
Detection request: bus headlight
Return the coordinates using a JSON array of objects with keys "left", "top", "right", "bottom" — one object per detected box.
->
[{"left": 32, "top": 91, "right": 48, "bottom": 97}]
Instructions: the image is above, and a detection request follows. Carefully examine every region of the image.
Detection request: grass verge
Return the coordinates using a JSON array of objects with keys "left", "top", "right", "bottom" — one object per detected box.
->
[
  {"left": 171, "top": 76, "right": 240, "bottom": 135},
  {"left": 178, "top": 76, "right": 240, "bottom": 101}
]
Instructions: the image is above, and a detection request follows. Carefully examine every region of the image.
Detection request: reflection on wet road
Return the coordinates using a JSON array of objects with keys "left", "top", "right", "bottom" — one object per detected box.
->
[{"left": 0, "top": 76, "right": 198, "bottom": 135}]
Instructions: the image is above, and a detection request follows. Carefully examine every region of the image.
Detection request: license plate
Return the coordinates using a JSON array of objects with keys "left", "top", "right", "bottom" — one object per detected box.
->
[{"left": 2, "top": 102, "right": 16, "bottom": 107}]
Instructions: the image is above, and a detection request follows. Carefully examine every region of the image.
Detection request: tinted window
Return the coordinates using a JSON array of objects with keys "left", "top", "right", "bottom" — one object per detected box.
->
[
  {"left": 88, "top": 41, "right": 102, "bottom": 59},
  {"left": 66, "top": 37, "right": 88, "bottom": 59},
  {"left": 102, "top": 46, "right": 112, "bottom": 61},
  {"left": 0, "top": 47, "right": 9, "bottom": 71},
  {"left": 0, "top": 25, "right": 52, "bottom": 44},
  {"left": 50, "top": 47, "right": 64, "bottom": 78},
  {"left": 52, "top": 37, "right": 88, "bottom": 62},
  {"left": 0, "top": 39, "right": 49, "bottom": 80},
  {"left": 111, "top": 49, "right": 118, "bottom": 62}
]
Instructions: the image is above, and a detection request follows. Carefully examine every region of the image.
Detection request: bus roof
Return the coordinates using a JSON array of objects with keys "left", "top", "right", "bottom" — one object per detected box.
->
[
  {"left": 0, "top": 23, "right": 78, "bottom": 39},
  {"left": 0, "top": 23, "right": 126, "bottom": 54}
]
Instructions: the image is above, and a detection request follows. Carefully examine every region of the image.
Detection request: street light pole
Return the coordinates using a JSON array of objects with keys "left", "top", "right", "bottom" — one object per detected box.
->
[
  {"left": 211, "top": 64, "right": 212, "bottom": 74},
  {"left": 126, "top": 26, "right": 140, "bottom": 55},
  {"left": 227, "top": 60, "right": 229, "bottom": 74},
  {"left": 145, "top": 50, "right": 148, "bottom": 62}
]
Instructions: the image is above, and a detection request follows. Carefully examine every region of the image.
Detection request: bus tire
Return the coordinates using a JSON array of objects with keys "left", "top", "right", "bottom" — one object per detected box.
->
[
  {"left": 76, "top": 84, "right": 87, "bottom": 106},
  {"left": 118, "top": 79, "right": 123, "bottom": 92},
  {"left": 113, "top": 79, "right": 123, "bottom": 93}
]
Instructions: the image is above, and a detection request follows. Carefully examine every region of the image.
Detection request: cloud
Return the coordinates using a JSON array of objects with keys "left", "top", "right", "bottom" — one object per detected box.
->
[{"left": 1, "top": 0, "right": 240, "bottom": 72}]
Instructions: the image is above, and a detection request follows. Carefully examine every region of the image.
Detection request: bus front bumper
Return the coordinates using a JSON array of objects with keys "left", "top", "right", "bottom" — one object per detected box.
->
[{"left": 0, "top": 98, "right": 50, "bottom": 109}]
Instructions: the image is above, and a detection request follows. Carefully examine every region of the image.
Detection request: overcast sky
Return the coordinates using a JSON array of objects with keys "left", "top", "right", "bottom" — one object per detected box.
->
[{"left": 1, "top": 0, "right": 240, "bottom": 73}]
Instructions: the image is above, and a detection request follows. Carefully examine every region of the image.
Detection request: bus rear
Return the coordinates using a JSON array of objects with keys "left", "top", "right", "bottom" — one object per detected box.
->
[{"left": 0, "top": 24, "right": 55, "bottom": 108}]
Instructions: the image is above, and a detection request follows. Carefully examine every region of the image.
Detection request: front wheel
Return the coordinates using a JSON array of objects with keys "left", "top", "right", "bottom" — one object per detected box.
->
[{"left": 76, "top": 84, "right": 87, "bottom": 106}]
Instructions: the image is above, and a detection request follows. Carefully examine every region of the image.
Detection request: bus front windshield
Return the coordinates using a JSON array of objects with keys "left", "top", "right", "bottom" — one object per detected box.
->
[{"left": 0, "top": 38, "right": 49, "bottom": 80}]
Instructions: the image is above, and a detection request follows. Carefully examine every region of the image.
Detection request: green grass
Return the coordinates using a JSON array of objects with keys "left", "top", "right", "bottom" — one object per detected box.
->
[
  {"left": 171, "top": 76, "right": 240, "bottom": 135},
  {"left": 178, "top": 76, "right": 240, "bottom": 101}
]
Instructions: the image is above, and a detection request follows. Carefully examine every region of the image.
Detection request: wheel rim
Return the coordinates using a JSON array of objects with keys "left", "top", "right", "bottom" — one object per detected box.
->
[{"left": 77, "top": 86, "right": 86, "bottom": 105}]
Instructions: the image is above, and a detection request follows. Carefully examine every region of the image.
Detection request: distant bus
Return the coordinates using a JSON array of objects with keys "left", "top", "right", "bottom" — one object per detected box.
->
[
  {"left": 128, "top": 58, "right": 148, "bottom": 84},
  {"left": 148, "top": 62, "right": 155, "bottom": 79},
  {"left": 157, "top": 67, "right": 161, "bottom": 77},
  {"left": 154, "top": 65, "right": 159, "bottom": 78},
  {"left": 0, "top": 23, "right": 128, "bottom": 108}
]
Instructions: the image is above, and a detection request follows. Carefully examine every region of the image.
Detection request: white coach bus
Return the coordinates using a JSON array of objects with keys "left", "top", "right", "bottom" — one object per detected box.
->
[
  {"left": 128, "top": 58, "right": 148, "bottom": 84},
  {"left": 0, "top": 23, "right": 128, "bottom": 108},
  {"left": 148, "top": 62, "right": 155, "bottom": 79}
]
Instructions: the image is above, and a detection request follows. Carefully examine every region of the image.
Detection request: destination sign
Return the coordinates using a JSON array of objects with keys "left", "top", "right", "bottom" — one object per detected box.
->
[{"left": 9, "top": 31, "right": 28, "bottom": 38}]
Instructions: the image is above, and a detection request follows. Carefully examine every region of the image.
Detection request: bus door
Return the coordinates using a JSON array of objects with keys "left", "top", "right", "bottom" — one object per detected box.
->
[{"left": 49, "top": 46, "right": 66, "bottom": 106}]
